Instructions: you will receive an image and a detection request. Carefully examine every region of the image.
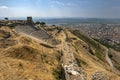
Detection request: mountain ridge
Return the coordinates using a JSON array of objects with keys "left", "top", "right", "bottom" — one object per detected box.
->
[{"left": 0, "top": 25, "right": 120, "bottom": 80}]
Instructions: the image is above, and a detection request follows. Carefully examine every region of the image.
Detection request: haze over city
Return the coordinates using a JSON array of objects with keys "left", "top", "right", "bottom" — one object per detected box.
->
[{"left": 0, "top": 0, "right": 120, "bottom": 18}]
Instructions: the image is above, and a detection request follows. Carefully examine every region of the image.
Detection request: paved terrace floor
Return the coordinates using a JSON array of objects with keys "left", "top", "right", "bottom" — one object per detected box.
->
[{"left": 15, "top": 25, "right": 51, "bottom": 40}]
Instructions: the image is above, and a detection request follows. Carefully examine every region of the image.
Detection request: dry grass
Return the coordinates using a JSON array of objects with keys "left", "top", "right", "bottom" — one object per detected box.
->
[
  {"left": 0, "top": 26, "right": 120, "bottom": 80},
  {"left": 0, "top": 26, "right": 62, "bottom": 80},
  {"left": 66, "top": 29, "right": 120, "bottom": 80}
]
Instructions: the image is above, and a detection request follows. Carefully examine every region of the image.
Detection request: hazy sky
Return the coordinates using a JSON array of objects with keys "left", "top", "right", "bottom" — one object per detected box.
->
[{"left": 0, "top": 0, "right": 120, "bottom": 18}]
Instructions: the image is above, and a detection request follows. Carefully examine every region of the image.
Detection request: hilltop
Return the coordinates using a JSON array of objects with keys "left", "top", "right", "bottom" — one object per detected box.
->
[{"left": 0, "top": 19, "right": 120, "bottom": 80}]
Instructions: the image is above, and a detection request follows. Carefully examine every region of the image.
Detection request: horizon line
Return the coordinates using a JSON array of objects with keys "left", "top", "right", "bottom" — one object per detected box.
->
[{"left": 1, "top": 17, "right": 120, "bottom": 19}]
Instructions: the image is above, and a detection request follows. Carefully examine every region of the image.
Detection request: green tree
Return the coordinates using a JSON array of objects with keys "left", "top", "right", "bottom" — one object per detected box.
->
[
  {"left": 40, "top": 22, "right": 46, "bottom": 27},
  {"left": 5, "top": 17, "right": 8, "bottom": 20},
  {"left": 35, "top": 21, "right": 41, "bottom": 24}
]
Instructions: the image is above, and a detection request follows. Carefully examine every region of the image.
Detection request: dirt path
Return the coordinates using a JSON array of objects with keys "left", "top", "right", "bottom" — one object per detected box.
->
[
  {"left": 105, "top": 48, "right": 120, "bottom": 75},
  {"left": 105, "top": 49, "right": 114, "bottom": 69}
]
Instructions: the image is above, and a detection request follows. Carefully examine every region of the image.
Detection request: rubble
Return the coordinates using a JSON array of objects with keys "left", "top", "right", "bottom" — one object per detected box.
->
[{"left": 91, "top": 72, "right": 109, "bottom": 80}]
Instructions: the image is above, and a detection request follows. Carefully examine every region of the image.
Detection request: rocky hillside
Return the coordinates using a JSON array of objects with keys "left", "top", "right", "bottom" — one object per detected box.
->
[{"left": 0, "top": 25, "right": 120, "bottom": 80}]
